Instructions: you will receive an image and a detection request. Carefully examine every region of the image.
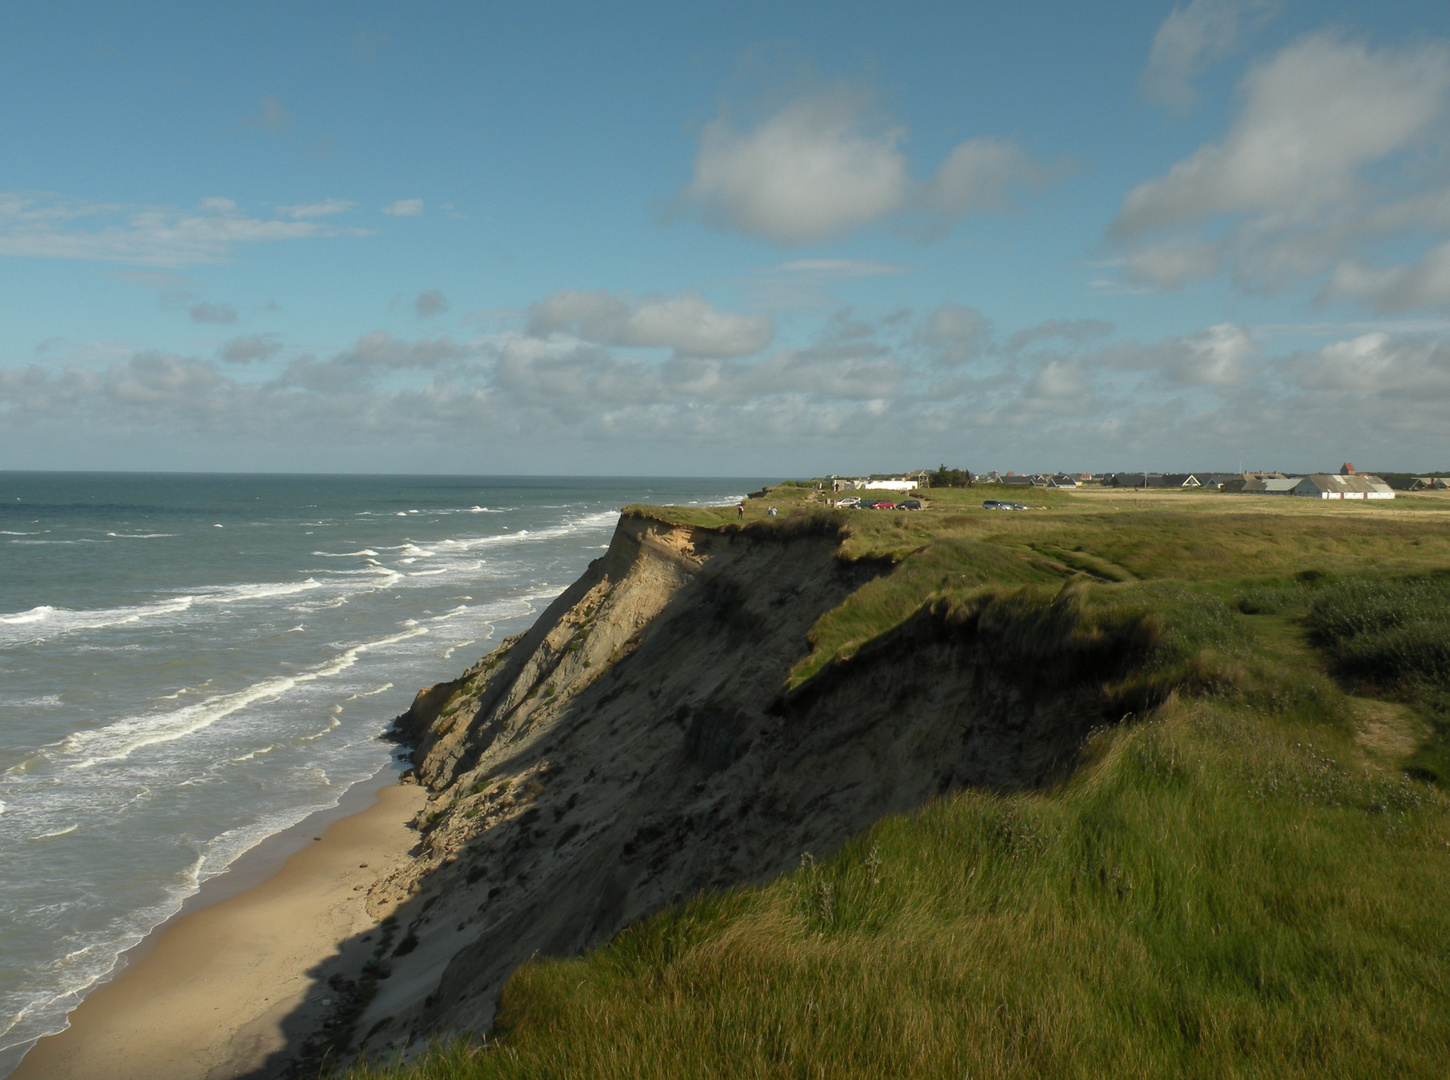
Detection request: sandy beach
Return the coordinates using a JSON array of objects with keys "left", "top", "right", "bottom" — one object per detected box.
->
[{"left": 10, "top": 778, "right": 429, "bottom": 1080}]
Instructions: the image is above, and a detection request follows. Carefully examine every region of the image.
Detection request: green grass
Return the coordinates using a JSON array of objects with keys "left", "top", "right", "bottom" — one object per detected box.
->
[
  {"left": 345, "top": 703, "right": 1449, "bottom": 1079},
  {"left": 339, "top": 485, "right": 1450, "bottom": 1079}
]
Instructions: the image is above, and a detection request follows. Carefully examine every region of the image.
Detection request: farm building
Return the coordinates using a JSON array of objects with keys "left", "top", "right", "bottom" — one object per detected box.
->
[
  {"left": 1240, "top": 477, "right": 1299, "bottom": 495},
  {"left": 1290, "top": 474, "right": 1395, "bottom": 500}
]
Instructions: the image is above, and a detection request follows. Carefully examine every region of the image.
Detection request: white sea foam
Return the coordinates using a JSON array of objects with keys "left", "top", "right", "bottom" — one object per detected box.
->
[
  {"left": 104, "top": 532, "right": 177, "bottom": 539},
  {"left": 29, "top": 824, "right": 78, "bottom": 841},
  {"left": 0, "top": 579, "right": 332, "bottom": 649},
  {"left": 229, "top": 716, "right": 341, "bottom": 762},
  {"left": 346, "top": 684, "right": 393, "bottom": 700},
  {"left": 10, "top": 696, "right": 62, "bottom": 709},
  {"left": 311, "top": 549, "right": 379, "bottom": 558},
  {"left": 0, "top": 605, "right": 53, "bottom": 625},
  {"left": 56, "top": 626, "right": 428, "bottom": 769},
  {"left": 0, "top": 598, "right": 196, "bottom": 648}
]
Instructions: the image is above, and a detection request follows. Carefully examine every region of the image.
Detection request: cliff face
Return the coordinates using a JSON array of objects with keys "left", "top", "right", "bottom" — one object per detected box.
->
[{"left": 350, "top": 513, "right": 1134, "bottom": 1058}]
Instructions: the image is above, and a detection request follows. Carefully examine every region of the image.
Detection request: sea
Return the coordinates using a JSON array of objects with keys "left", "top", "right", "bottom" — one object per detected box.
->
[{"left": 0, "top": 472, "right": 755, "bottom": 1076}]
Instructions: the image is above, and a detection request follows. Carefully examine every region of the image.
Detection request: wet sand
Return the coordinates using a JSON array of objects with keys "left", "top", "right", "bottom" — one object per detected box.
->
[{"left": 11, "top": 779, "right": 429, "bottom": 1080}]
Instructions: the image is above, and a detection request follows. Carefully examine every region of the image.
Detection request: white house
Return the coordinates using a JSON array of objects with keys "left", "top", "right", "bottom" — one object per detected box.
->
[
  {"left": 1290, "top": 474, "right": 1395, "bottom": 500},
  {"left": 863, "top": 479, "right": 919, "bottom": 492}
]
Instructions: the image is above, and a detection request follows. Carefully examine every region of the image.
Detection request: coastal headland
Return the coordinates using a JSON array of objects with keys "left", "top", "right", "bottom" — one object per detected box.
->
[{"left": 17, "top": 482, "right": 1450, "bottom": 1078}]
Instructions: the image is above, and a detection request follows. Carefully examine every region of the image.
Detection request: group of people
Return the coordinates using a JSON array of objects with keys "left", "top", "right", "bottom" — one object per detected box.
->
[{"left": 735, "top": 503, "right": 777, "bottom": 518}]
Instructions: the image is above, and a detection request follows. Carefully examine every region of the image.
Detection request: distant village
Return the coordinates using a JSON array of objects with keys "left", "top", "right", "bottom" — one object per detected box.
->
[{"left": 832, "top": 463, "right": 1450, "bottom": 502}]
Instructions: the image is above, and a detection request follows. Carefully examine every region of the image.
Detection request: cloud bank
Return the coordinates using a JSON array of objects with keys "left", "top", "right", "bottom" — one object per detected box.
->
[
  {"left": 0, "top": 193, "right": 365, "bottom": 266},
  {"left": 7, "top": 290, "right": 1447, "bottom": 472}
]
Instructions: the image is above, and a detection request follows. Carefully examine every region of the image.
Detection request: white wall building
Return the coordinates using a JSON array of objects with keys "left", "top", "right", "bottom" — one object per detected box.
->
[{"left": 1290, "top": 474, "right": 1395, "bottom": 500}]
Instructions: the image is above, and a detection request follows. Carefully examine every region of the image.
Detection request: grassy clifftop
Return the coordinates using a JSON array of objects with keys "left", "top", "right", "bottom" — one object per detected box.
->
[{"left": 345, "top": 486, "right": 1450, "bottom": 1079}]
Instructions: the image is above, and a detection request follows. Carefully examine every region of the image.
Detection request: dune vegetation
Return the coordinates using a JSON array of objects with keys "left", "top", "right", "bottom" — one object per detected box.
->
[{"left": 341, "top": 484, "right": 1450, "bottom": 1079}]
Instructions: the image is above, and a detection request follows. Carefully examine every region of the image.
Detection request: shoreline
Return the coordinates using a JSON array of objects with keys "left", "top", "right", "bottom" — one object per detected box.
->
[{"left": 9, "top": 765, "right": 429, "bottom": 1080}]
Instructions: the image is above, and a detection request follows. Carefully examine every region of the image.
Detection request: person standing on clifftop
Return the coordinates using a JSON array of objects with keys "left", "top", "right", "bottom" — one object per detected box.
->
[{"left": 737, "top": 503, "right": 744, "bottom": 519}]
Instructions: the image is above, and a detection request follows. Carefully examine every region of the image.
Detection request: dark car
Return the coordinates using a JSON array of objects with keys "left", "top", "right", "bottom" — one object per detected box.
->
[
  {"left": 896, "top": 499, "right": 923, "bottom": 510},
  {"left": 983, "top": 499, "right": 1028, "bottom": 510}
]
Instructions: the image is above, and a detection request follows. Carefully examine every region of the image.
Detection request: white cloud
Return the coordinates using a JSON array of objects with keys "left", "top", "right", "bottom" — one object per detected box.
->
[
  {"left": 1144, "top": 323, "right": 1258, "bottom": 385},
  {"left": 683, "top": 90, "right": 908, "bottom": 244},
  {"left": 1291, "top": 332, "right": 1450, "bottom": 393},
  {"left": 5, "top": 316, "right": 1449, "bottom": 471},
  {"left": 527, "top": 290, "right": 773, "bottom": 358},
  {"left": 1120, "top": 239, "right": 1222, "bottom": 290},
  {"left": 383, "top": 199, "right": 424, "bottom": 216},
  {"left": 109, "top": 270, "right": 201, "bottom": 291},
  {"left": 680, "top": 89, "right": 1040, "bottom": 244},
  {"left": 415, "top": 290, "right": 450, "bottom": 318},
  {"left": 188, "top": 301, "right": 237, "bottom": 324},
  {"left": 1323, "top": 239, "right": 1450, "bottom": 312},
  {"left": 1006, "top": 319, "right": 1114, "bottom": 353},
  {"left": 1023, "top": 360, "right": 1090, "bottom": 404},
  {"left": 1140, "top": 0, "right": 1284, "bottom": 110},
  {"left": 0, "top": 192, "right": 357, "bottom": 266},
  {"left": 105, "top": 352, "right": 224, "bottom": 407},
  {"left": 1112, "top": 34, "right": 1450, "bottom": 296},
  {"left": 218, "top": 335, "right": 281, "bottom": 364},
  {"left": 277, "top": 198, "right": 357, "bottom": 219},
  {"left": 1118, "top": 35, "right": 1450, "bottom": 236},
  {"left": 920, "top": 138, "right": 1040, "bottom": 228},
  {"left": 913, "top": 305, "right": 990, "bottom": 367}
]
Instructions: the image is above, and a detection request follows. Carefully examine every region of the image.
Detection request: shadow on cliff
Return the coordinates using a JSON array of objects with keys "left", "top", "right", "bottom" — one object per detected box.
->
[{"left": 240, "top": 519, "right": 1185, "bottom": 1078}]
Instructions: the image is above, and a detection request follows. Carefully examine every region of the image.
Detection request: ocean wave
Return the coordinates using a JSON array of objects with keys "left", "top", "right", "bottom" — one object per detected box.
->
[
  {"left": 345, "top": 683, "right": 393, "bottom": 700},
  {"left": 310, "top": 549, "right": 379, "bottom": 558},
  {"left": 29, "top": 824, "right": 78, "bottom": 841},
  {"left": 189, "top": 579, "right": 324, "bottom": 605},
  {"left": 0, "top": 598, "right": 196, "bottom": 648},
  {"left": 104, "top": 532, "right": 177, "bottom": 539},
  {"left": 52, "top": 626, "right": 428, "bottom": 769},
  {"left": 428, "top": 512, "right": 618, "bottom": 554},
  {"left": 427, "top": 605, "right": 472, "bottom": 622},
  {"left": 9, "top": 695, "right": 62, "bottom": 709},
  {"left": 0, "top": 579, "right": 332, "bottom": 649},
  {"left": 229, "top": 715, "right": 341, "bottom": 763}
]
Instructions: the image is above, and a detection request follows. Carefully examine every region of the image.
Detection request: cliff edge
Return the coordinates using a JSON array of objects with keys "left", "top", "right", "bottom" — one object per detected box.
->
[{"left": 337, "top": 510, "right": 1151, "bottom": 1062}]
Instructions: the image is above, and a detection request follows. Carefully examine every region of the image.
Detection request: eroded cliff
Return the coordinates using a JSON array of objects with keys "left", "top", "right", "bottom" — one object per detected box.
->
[{"left": 340, "top": 511, "right": 1152, "bottom": 1061}]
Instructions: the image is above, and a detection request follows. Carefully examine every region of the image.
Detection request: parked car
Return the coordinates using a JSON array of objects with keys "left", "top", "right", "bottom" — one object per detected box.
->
[
  {"left": 867, "top": 500, "right": 896, "bottom": 510},
  {"left": 896, "top": 499, "right": 923, "bottom": 510},
  {"left": 835, "top": 496, "right": 861, "bottom": 508},
  {"left": 982, "top": 500, "right": 1029, "bottom": 510}
]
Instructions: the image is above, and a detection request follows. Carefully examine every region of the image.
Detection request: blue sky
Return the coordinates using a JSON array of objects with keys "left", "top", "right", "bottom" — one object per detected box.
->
[{"left": 3, "top": 0, "right": 1449, "bottom": 476}]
